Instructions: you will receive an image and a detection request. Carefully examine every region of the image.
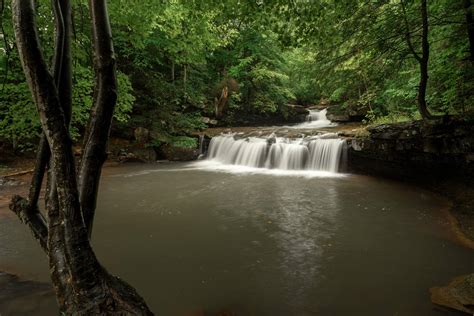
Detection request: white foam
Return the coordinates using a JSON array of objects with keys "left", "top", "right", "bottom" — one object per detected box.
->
[{"left": 190, "top": 160, "right": 347, "bottom": 178}]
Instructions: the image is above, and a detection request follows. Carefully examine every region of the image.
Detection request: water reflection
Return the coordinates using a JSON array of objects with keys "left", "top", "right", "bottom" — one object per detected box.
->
[
  {"left": 0, "top": 164, "right": 473, "bottom": 316},
  {"left": 271, "top": 181, "right": 340, "bottom": 307}
]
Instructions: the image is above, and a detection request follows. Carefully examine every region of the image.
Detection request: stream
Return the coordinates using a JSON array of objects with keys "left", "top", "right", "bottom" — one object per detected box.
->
[
  {"left": 0, "top": 162, "right": 473, "bottom": 315},
  {"left": 0, "top": 109, "right": 472, "bottom": 315}
]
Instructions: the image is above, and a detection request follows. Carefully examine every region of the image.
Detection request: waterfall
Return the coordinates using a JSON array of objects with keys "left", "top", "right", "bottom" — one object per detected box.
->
[
  {"left": 206, "top": 134, "right": 346, "bottom": 173},
  {"left": 198, "top": 135, "right": 205, "bottom": 156},
  {"left": 292, "top": 108, "right": 335, "bottom": 129}
]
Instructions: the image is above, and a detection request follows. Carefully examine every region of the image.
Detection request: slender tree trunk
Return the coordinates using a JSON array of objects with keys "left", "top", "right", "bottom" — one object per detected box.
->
[
  {"left": 183, "top": 63, "right": 187, "bottom": 93},
  {"left": 401, "top": 0, "right": 433, "bottom": 120},
  {"left": 171, "top": 60, "right": 175, "bottom": 82},
  {"left": 465, "top": 0, "right": 474, "bottom": 60},
  {"left": 216, "top": 86, "right": 229, "bottom": 119},
  {"left": 10, "top": 0, "right": 152, "bottom": 314},
  {"left": 27, "top": 0, "right": 73, "bottom": 213},
  {"left": 417, "top": 0, "right": 432, "bottom": 120},
  {"left": 78, "top": 0, "right": 118, "bottom": 236}
]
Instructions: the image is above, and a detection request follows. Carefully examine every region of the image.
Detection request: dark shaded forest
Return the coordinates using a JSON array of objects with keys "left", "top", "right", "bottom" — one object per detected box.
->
[
  {"left": 1, "top": 1, "right": 474, "bottom": 315},
  {"left": 1, "top": 0, "right": 472, "bottom": 153}
]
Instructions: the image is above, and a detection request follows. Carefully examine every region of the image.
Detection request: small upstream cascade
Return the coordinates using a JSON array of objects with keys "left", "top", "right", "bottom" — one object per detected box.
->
[
  {"left": 293, "top": 108, "right": 335, "bottom": 129},
  {"left": 206, "top": 134, "right": 346, "bottom": 173}
]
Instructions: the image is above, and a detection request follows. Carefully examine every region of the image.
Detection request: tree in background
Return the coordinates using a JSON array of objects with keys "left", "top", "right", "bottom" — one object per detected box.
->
[
  {"left": 401, "top": 0, "right": 433, "bottom": 119},
  {"left": 1, "top": 0, "right": 473, "bottom": 152},
  {"left": 10, "top": 0, "right": 151, "bottom": 313}
]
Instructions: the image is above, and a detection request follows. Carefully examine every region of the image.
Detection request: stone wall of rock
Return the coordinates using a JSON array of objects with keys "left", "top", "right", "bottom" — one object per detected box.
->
[
  {"left": 347, "top": 118, "right": 474, "bottom": 184},
  {"left": 347, "top": 117, "right": 474, "bottom": 246}
]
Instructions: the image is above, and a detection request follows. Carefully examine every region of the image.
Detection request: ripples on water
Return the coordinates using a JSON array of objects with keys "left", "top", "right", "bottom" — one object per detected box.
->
[{"left": 0, "top": 163, "right": 472, "bottom": 316}]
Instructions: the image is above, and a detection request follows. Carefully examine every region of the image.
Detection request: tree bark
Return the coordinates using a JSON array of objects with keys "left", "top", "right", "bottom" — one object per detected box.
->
[
  {"left": 401, "top": 0, "right": 433, "bottom": 120},
  {"left": 417, "top": 0, "right": 432, "bottom": 120},
  {"left": 183, "top": 63, "right": 187, "bottom": 93},
  {"left": 78, "top": 0, "right": 117, "bottom": 237},
  {"left": 11, "top": 0, "right": 153, "bottom": 314},
  {"left": 216, "top": 86, "right": 229, "bottom": 119},
  {"left": 171, "top": 60, "right": 175, "bottom": 82},
  {"left": 25, "top": 0, "right": 73, "bottom": 220},
  {"left": 465, "top": 0, "right": 474, "bottom": 61}
]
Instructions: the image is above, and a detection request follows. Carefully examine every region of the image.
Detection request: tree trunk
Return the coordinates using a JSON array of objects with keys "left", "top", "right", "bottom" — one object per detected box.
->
[
  {"left": 401, "top": 0, "right": 433, "bottom": 120},
  {"left": 465, "top": 0, "right": 474, "bottom": 61},
  {"left": 216, "top": 86, "right": 229, "bottom": 119},
  {"left": 10, "top": 0, "right": 153, "bottom": 314},
  {"left": 171, "top": 60, "right": 175, "bottom": 82},
  {"left": 183, "top": 63, "right": 187, "bottom": 93},
  {"left": 78, "top": 0, "right": 118, "bottom": 236},
  {"left": 417, "top": 0, "right": 432, "bottom": 120}
]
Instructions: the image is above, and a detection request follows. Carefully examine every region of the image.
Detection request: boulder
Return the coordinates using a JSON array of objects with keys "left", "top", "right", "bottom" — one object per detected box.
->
[
  {"left": 430, "top": 274, "right": 474, "bottom": 315},
  {"left": 287, "top": 104, "right": 310, "bottom": 115},
  {"left": 327, "top": 113, "right": 350, "bottom": 122}
]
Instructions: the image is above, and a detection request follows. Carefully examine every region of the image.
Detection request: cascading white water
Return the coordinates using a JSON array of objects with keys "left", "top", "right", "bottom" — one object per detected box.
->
[
  {"left": 206, "top": 134, "right": 346, "bottom": 173},
  {"left": 292, "top": 108, "right": 335, "bottom": 129},
  {"left": 307, "top": 138, "right": 344, "bottom": 172}
]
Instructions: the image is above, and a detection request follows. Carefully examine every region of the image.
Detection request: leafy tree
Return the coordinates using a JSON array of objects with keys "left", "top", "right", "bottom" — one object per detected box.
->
[{"left": 9, "top": 0, "right": 151, "bottom": 313}]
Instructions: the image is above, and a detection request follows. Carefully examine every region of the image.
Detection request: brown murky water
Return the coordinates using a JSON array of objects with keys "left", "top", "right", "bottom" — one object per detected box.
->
[{"left": 0, "top": 162, "right": 472, "bottom": 315}]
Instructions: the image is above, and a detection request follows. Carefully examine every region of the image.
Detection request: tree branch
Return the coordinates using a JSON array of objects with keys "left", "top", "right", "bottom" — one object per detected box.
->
[
  {"left": 400, "top": 0, "right": 421, "bottom": 62},
  {"left": 78, "top": 0, "right": 117, "bottom": 237},
  {"left": 10, "top": 195, "right": 48, "bottom": 251}
]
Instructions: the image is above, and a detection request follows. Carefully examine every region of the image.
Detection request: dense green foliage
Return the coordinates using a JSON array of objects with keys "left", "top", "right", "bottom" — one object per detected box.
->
[
  {"left": 278, "top": 0, "right": 473, "bottom": 122},
  {"left": 1, "top": 0, "right": 473, "bottom": 151}
]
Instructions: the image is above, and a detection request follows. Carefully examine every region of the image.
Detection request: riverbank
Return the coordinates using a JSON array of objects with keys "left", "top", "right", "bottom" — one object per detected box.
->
[
  {"left": 348, "top": 118, "right": 474, "bottom": 246},
  {"left": 1, "top": 117, "right": 473, "bottom": 315},
  {"left": 347, "top": 117, "right": 474, "bottom": 314}
]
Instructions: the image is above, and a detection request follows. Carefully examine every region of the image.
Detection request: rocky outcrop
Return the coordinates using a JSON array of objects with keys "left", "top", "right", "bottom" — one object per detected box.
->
[
  {"left": 157, "top": 144, "right": 200, "bottom": 161},
  {"left": 347, "top": 118, "right": 474, "bottom": 315},
  {"left": 430, "top": 274, "right": 474, "bottom": 315},
  {"left": 117, "top": 147, "right": 157, "bottom": 163},
  {"left": 327, "top": 104, "right": 368, "bottom": 122},
  {"left": 348, "top": 118, "right": 474, "bottom": 182},
  {"left": 347, "top": 117, "right": 474, "bottom": 184},
  {"left": 347, "top": 118, "right": 474, "bottom": 241}
]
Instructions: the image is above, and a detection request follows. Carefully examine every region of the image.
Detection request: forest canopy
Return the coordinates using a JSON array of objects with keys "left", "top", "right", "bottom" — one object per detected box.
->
[{"left": 1, "top": 0, "right": 473, "bottom": 151}]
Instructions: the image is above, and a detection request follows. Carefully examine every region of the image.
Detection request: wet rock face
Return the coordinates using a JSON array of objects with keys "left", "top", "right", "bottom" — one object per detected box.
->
[
  {"left": 287, "top": 104, "right": 310, "bottom": 115},
  {"left": 348, "top": 118, "right": 474, "bottom": 183},
  {"left": 430, "top": 274, "right": 474, "bottom": 315},
  {"left": 118, "top": 147, "right": 157, "bottom": 163},
  {"left": 158, "top": 144, "right": 200, "bottom": 161},
  {"left": 326, "top": 104, "right": 368, "bottom": 122}
]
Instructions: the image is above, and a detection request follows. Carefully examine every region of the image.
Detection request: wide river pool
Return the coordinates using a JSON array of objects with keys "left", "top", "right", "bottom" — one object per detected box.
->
[{"left": 0, "top": 162, "right": 472, "bottom": 315}]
